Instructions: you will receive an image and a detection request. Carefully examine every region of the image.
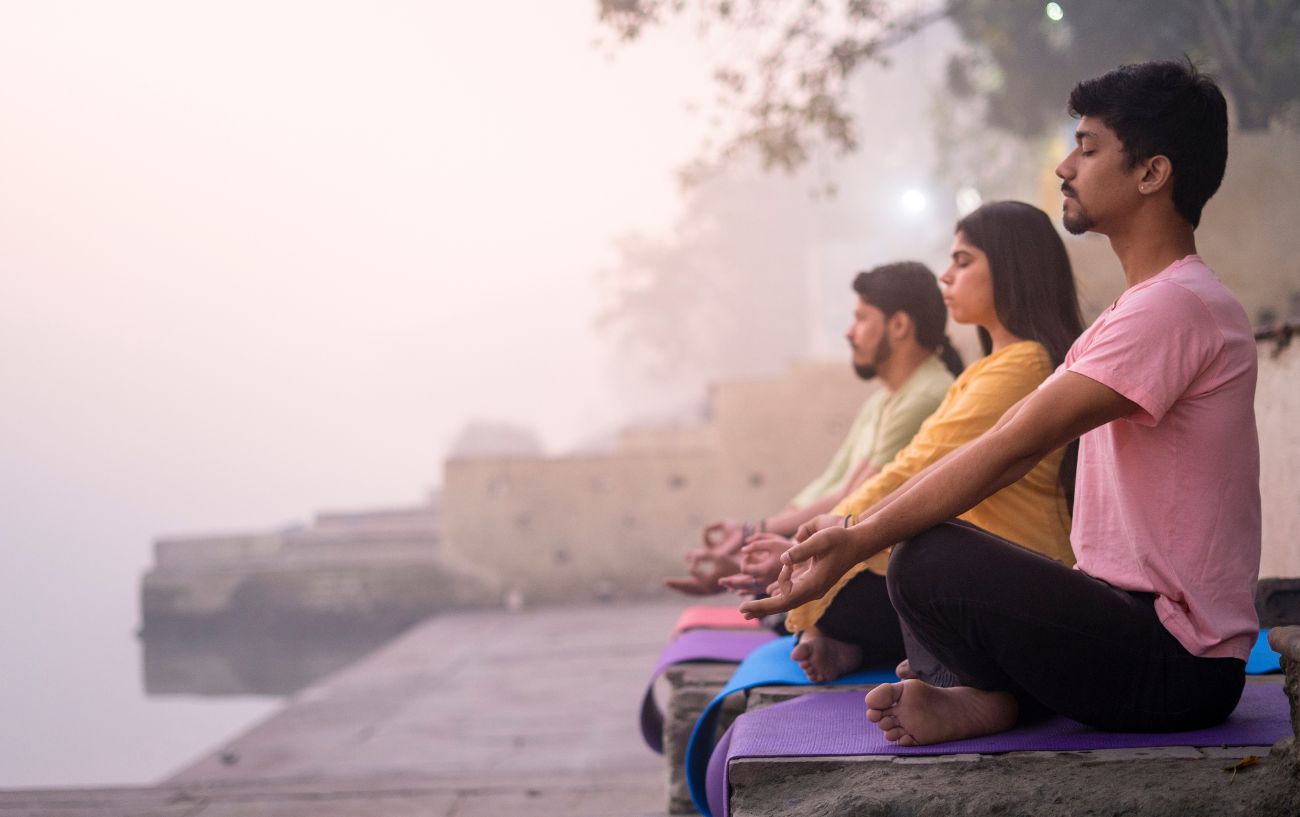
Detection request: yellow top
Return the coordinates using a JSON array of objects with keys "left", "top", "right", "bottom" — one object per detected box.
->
[{"left": 786, "top": 340, "right": 1074, "bottom": 633}]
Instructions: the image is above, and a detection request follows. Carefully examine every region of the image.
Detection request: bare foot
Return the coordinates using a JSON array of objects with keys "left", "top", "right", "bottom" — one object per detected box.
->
[
  {"left": 864, "top": 679, "right": 1017, "bottom": 746},
  {"left": 789, "top": 626, "right": 864, "bottom": 683},
  {"left": 895, "top": 659, "right": 919, "bottom": 680}
]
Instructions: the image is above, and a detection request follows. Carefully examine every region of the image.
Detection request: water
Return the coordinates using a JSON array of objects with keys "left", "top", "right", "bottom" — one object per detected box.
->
[
  {"left": 0, "top": 487, "right": 408, "bottom": 789},
  {"left": 0, "top": 588, "right": 281, "bottom": 788}
]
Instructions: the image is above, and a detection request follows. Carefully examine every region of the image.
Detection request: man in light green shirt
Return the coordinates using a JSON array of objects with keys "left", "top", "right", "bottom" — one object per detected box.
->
[{"left": 667, "top": 261, "right": 961, "bottom": 595}]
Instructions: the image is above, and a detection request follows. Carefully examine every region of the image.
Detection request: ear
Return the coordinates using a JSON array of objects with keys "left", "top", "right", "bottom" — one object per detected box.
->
[
  {"left": 1137, "top": 154, "right": 1174, "bottom": 197},
  {"left": 887, "top": 310, "right": 915, "bottom": 341}
]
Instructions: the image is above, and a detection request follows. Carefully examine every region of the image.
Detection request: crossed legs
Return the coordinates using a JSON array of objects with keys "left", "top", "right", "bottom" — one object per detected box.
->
[{"left": 867, "top": 521, "right": 1245, "bottom": 745}]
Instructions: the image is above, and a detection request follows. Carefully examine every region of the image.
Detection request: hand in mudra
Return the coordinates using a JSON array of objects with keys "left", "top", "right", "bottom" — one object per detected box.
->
[{"left": 738, "top": 524, "right": 861, "bottom": 619}]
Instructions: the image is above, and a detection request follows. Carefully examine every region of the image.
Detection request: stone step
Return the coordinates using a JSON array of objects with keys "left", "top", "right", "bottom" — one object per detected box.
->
[
  {"left": 722, "top": 628, "right": 1300, "bottom": 817},
  {"left": 662, "top": 662, "right": 742, "bottom": 814}
]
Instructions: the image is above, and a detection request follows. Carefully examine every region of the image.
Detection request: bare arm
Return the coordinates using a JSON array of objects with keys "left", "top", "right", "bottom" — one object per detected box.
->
[{"left": 741, "top": 373, "right": 1135, "bottom": 618}]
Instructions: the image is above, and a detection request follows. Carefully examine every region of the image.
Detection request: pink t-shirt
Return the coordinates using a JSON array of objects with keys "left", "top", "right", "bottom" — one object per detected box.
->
[{"left": 1059, "top": 255, "right": 1260, "bottom": 661}]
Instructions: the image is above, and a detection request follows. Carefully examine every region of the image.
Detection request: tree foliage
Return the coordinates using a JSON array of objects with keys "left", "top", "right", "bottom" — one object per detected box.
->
[
  {"left": 597, "top": 0, "right": 1300, "bottom": 171},
  {"left": 595, "top": 171, "right": 814, "bottom": 407}
]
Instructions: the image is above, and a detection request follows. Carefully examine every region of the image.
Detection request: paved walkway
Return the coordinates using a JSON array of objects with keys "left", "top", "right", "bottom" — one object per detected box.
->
[{"left": 0, "top": 600, "right": 691, "bottom": 816}]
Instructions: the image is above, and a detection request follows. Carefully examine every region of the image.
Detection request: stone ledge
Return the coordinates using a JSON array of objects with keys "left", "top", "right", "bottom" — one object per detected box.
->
[
  {"left": 1269, "top": 625, "right": 1300, "bottom": 663},
  {"left": 1271, "top": 625, "right": 1300, "bottom": 760},
  {"left": 1258, "top": 579, "right": 1300, "bottom": 627},
  {"left": 747, "top": 684, "right": 881, "bottom": 712},
  {"left": 726, "top": 675, "right": 1299, "bottom": 817},
  {"left": 728, "top": 745, "right": 1299, "bottom": 817},
  {"left": 663, "top": 662, "right": 745, "bottom": 814}
]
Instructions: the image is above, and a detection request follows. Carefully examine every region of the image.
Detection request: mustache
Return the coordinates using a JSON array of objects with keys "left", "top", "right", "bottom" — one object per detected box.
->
[{"left": 1060, "top": 182, "right": 1077, "bottom": 198}]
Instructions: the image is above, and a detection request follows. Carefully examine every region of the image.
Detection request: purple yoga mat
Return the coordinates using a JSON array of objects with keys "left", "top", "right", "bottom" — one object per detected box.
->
[
  {"left": 639, "top": 628, "right": 777, "bottom": 754},
  {"left": 709, "top": 684, "right": 1291, "bottom": 816}
]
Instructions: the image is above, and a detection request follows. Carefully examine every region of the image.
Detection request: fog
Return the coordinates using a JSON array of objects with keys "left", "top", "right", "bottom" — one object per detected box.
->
[
  {"left": 0, "top": 1, "right": 968, "bottom": 787},
  {"left": 0, "top": 0, "right": 718, "bottom": 786}
]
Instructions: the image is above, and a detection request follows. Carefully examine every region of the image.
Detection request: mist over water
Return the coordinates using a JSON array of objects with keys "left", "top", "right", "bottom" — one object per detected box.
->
[{"left": 0, "top": 1, "right": 969, "bottom": 787}]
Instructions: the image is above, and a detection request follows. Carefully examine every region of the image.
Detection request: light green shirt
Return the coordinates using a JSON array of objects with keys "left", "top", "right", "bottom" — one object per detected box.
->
[{"left": 789, "top": 355, "right": 953, "bottom": 507}]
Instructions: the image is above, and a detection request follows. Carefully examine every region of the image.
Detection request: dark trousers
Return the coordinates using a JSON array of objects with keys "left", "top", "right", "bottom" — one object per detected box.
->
[
  {"left": 886, "top": 521, "right": 1245, "bottom": 732},
  {"left": 814, "top": 569, "right": 906, "bottom": 668}
]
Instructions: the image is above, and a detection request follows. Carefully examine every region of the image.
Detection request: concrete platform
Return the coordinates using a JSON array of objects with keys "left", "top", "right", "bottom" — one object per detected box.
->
[
  {"left": 0, "top": 600, "right": 691, "bottom": 816},
  {"left": 3, "top": 607, "right": 1297, "bottom": 817}
]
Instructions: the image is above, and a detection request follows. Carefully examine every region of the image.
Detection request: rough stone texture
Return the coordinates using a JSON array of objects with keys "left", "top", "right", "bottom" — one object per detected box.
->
[
  {"left": 747, "top": 684, "right": 881, "bottom": 712},
  {"left": 728, "top": 747, "right": 1300, "bottom": 817},
  {"left": 1258, "top": 579, "right": 1300, "bottom": 628},
  {"left": 1271, "top": 625, "right": 1300, "bottom": 762},
  {"left": 662, "top": 663, "right": 739, "bottom": 814}
]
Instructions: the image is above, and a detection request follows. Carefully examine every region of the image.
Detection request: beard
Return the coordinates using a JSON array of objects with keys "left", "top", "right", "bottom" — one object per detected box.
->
[
  {"left": 853, "top": 333, "right": 891, "bottom": 380},
  {"left": 1061, "top": 188, "right": 1094, "bottom": 235}
]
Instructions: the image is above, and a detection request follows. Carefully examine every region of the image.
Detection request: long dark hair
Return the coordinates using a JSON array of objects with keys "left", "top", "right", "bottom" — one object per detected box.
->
[
  {"left": 853, "top": 261, "right": 964, "bottom": 377},
  {"left": 955, "top": 200, "right": 1084, "bottom": 511}
]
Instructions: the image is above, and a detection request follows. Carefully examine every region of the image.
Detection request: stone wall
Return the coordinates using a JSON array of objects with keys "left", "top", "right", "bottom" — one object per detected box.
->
[
  {"left": 442, "top": 337, "right": 1300, "bottom": 605},
  {"left": 440, "top": 361, "right": 872, "bottom": 605},
  {"left": 139, "top": 498, "right": 479, "bottom": 637},
  {"left": 1258, "top": 334, "right": 1300, "bottom": 579}
]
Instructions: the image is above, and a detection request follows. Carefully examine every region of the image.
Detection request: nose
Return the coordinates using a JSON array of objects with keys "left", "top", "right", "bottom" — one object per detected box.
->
[
  {"left": 938, "top": 267, "right": 953, "bottom": 286},
  {"left": 1055, "top": 148, "right": 1076, "bottom": 181}
]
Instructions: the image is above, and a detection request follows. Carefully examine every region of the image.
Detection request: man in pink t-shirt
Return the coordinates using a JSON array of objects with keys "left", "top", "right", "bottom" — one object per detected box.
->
[
  {"left": 740, "top": 60, "right": 1259, "bottom": 744},
  {"left": 1065, "top": 255, "right": 1260, "bottom": 663}
]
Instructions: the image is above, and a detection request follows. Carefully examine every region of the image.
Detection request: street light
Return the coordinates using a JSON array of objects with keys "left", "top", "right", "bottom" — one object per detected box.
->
[
  {"left": 1045, "top": 3, "right": 1064, "bottom": 22},
  {"left": 901, "top": 188, "right": 927, "bottom": 214}
]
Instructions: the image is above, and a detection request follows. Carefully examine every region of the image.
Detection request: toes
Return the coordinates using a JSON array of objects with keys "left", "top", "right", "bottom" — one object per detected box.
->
[
  {"left": 791, "top": 642, "right": 812, "bottom": 661},
  {"left": 864, "top": 682, "right": 900, "bottom": 711},
  {"left": 865, "top": 707, "right": 884, "bottom": 723}
]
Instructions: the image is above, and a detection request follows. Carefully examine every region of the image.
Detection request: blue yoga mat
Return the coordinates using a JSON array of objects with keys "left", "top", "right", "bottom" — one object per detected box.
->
[
  {"left": 683, "top": 634, "right": 897, "bottom": 816},
  {"left": 1247, "top": 627, "right": 1282, "bottom": 674}
]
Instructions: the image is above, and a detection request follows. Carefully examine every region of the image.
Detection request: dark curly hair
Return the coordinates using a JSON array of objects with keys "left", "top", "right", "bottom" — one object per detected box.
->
[{"left": 1068, "top": 59, "right": 1229, "bottom": 229}]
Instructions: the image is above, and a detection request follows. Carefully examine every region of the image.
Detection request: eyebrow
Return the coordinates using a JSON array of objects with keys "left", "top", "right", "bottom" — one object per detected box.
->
[{"left": 1075, "top": 129, "right": 1096, "bottom": 143}]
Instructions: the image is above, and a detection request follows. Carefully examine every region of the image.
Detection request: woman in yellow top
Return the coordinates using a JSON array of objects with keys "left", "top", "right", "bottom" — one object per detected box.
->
[{"left": 726, "top": 201, "right": 1084, "bottom": 682}]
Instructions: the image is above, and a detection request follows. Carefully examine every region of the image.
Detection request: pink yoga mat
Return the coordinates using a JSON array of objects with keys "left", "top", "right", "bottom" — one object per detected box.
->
[{"left": 673, "top": 605, "right": 762, "bottom": 636}]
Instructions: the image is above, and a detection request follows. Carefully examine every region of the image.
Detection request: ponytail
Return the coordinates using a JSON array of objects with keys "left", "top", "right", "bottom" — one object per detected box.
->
[{"left": 936, "top": 334, "right": 965, "bottom": 377}]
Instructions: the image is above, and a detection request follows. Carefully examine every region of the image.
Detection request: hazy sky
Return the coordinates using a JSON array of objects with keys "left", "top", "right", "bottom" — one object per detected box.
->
[
  {"left": 0, "top": 1, "right": 713, "bottom": 522},
  {"left": 0, "top": 0, "right": 717, "bottom": 785}
]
